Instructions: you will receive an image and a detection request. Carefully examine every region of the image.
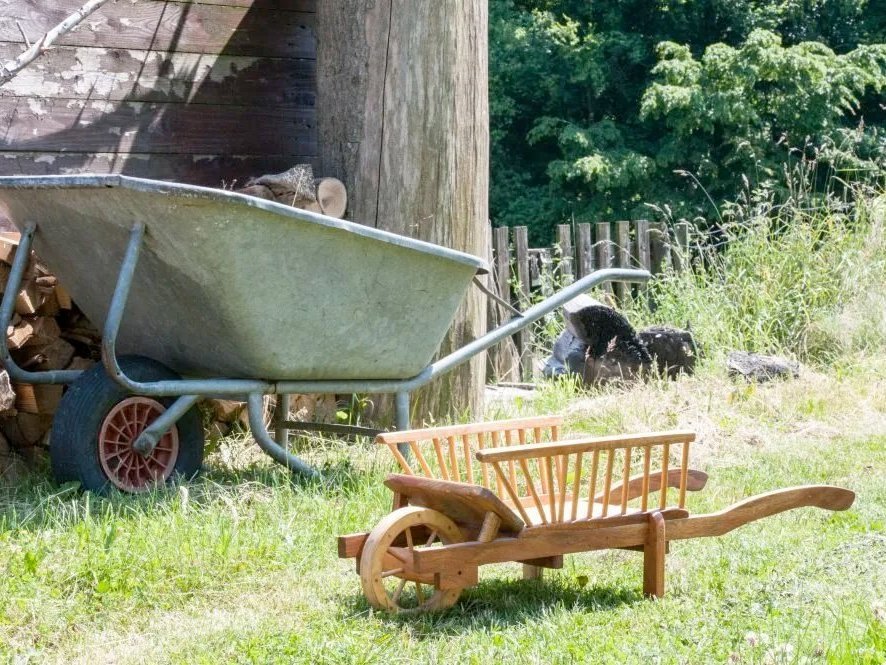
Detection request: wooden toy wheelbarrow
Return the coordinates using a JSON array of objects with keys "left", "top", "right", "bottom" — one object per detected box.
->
[{"left": 338, "top": 417, "right": 855, "bottom": 613}]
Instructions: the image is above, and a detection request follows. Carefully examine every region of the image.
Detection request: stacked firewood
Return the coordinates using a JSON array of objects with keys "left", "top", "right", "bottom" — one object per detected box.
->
[{"left": 0, "top": 232, "right": 101, "bottom": 469}]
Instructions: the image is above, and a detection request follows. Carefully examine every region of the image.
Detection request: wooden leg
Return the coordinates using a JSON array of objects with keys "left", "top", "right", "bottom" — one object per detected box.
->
[
  {"left": 643, "top": 511, "right": 666, "bottom": 597},
  {"left": 523, "top": 564, "right": 543, "bottom": 580}
]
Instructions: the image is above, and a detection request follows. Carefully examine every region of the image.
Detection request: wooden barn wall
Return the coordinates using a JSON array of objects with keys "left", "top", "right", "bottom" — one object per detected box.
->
[{"left": 0, "top": 0, "right": 317, "bottom": 187}]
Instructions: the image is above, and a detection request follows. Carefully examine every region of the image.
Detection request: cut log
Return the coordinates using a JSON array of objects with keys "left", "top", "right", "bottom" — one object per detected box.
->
[
  {"left": 236, "top": 184, "right": 276, "bottom": 201},
  {"left": 6, "top": 319, "right": 34, "bottom": 349},
  {"left": 18, "top": 413, "right": 54, "bottom": 446},
  {"left": 22, "top": 317, "right": 61, "bottom": 348},
  {"left": 0, "top": 232, "right": 20, "bottom": 264},
  {"left": 15, "top": 337, "right": 76, "bottom": 371},
  {"left": 314, "top": 177, "right": 347, "bottom": 218},
  {"left": 210, "top": 399, "right": 246, "bottom": 423},
  {"left": 0, "top": 369, "right": 15, "bottom": 412},
  {"left": 15, "top": 279, "right": 42, "bottom": 315},
  {"left": 54, "top": 285, "right": 72, "bottom": 309},
  {"left": 13, "top": 383, "right": 63, "bottom": 415}
]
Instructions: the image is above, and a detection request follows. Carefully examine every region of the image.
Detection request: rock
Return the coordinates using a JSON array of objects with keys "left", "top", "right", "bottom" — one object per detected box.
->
[
  {"left": 727, "top": 351, "right": 800, "bottom": 383},
  {"left": 543, "top": 329, "right": 589, "bottom": 379},
  {"left": 638, "top": 326, "right": 698, "bottom": 379},
  {"left": 561, "top": 294, "right": 650, "bottom": 363}
]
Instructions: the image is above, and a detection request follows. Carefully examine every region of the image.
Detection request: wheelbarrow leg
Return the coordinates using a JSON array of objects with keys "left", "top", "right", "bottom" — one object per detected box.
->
[
  {"left": 275, "top": 394, "right": 291, "bottom": 448},
  {"left": 395, "top": 392, "right": 410, "bottom": 431},
  {"left": 395, "top": 392, "right": 411, "bottom": 459},
  {"left": 247, "top": 393, "right": 320, "bottom": 480}
]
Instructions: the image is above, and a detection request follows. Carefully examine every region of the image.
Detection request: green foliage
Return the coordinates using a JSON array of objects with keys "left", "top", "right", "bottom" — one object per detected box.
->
[
  {"left": 629, "top": 182, "right": 886, "bottom": 363},
  {"left": 490, "top": 0, "right": 886, "bottom": 240}
]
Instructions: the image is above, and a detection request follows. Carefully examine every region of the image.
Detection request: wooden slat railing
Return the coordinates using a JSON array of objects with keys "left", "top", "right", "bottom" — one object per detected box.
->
[
  {"left": 375, "top": 416, "right": 562, "bottom": 489},
  {"left": 474, "top": 431, "right": 701, "bottom": 527}
]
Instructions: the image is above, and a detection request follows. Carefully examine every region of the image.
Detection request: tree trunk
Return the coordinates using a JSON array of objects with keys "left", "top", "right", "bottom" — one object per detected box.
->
[{"left": 317, "top": 1, "right": 489, "bottom": 425}]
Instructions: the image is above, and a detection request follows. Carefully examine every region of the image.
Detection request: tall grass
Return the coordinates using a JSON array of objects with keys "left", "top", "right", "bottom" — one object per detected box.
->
[{"left": 633, "top": 181, "right": 886, "bottom": 363}]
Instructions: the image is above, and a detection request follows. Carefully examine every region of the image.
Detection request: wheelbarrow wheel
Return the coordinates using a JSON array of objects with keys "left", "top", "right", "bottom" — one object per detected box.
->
[
  {"left": 50, "top": 356, "right": 204, "bottom": 494},
  {"left": 359, "top": 506, "right": 465, "bottom": 614}
]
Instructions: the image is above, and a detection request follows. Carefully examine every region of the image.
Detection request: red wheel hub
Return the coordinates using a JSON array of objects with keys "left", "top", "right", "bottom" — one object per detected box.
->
[{"left": 98, "top": 397, "right": 179, "bottom": 493}]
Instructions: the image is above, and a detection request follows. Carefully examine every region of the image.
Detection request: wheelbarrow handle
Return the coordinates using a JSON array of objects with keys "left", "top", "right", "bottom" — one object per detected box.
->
[{"left": 430, "top": 268, "right": 651, "bottom": 382}]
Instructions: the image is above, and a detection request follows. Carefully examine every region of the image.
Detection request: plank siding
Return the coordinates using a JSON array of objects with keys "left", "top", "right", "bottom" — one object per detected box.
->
[
  {"left": 0, "top": 0, "right": 318, "bottom": 192},
  {"left": 0, "top": 2, "right": 316, "bottom": 58}
]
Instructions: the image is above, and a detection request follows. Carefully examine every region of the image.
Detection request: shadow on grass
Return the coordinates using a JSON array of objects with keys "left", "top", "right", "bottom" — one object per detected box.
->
[{"left": 338, "top": 577, "right": 643, "bottom": 632}]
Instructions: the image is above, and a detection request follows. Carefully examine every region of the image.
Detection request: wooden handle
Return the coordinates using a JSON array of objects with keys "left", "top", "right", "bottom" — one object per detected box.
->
[{"left": 667, "top": 485, "right": 856, "bottom": 540}]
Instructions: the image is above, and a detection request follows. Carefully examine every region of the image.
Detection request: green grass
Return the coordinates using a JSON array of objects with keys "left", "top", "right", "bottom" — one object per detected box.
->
[{"left": 1, "top": 355, "right": 884, "bottom": 664}]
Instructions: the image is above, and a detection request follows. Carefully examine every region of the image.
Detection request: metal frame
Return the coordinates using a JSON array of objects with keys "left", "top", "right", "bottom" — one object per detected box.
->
[{"left": 0, "top": 220, "right": 651, "bottom": 477}]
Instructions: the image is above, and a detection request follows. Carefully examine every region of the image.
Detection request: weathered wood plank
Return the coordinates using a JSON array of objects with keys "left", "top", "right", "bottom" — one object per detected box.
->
[
  {"left": 555, "top": 224, "right": 573, "bottom": 285},
  {"left": 0, "top": 1, "right": 316, "bottom": 58},
  {"left": 595, "top": 222, "right": 613, "bottom": 295},
  {"left": 576, "top": 222, "right": 592, "bottom": 278},
  {"left": 0, "top": 96, "right": 315, "bottom": 154},
  {"left": 615, "top": 220, "right": 631, "bottom": 304},
  {"left": 0, "top": 43, "right": 314, "bottom": 106},
  {"left": 0, "top": 151, "right": 314, "bottom": 186},
  {"left": 176, "top": 0, "right": 315, "bottom": 9}
]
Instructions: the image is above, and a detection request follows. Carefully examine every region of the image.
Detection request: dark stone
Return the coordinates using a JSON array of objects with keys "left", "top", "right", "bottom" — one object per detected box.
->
[
  {"left": 638, "top": 326, "right": 698, "bottom": 379},
  {"left": 727, "top": 351, "right": 800, "bottom": 383},
  {"left": 543, "top": 329, "right": 589, "bottom": 379}
]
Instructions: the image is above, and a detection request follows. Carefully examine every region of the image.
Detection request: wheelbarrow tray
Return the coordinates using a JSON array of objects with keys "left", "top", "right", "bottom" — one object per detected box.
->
[{"left": 0, "top": 175, "right": 487, "bottom": 381}]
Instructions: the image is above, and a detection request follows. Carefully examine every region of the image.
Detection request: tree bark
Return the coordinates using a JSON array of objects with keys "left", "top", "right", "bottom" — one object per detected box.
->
[{"left": 317, "top": 0, "right": 489, "bottom": 424}]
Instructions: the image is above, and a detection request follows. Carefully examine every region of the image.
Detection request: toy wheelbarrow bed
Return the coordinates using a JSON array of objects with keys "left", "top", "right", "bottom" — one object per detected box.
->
[{"left": 0, "top": 175, "right": 651, "bottom": 493}]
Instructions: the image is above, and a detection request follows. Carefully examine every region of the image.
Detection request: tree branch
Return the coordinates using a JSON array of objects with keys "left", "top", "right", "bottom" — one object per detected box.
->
[{"left": 0, "top": 0, "right": 117, "bottom": 85}]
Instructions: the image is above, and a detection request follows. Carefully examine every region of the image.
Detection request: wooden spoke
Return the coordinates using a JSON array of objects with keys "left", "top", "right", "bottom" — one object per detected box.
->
[
  {"left": 381, "top": 567, "right": 405, "bottom": 578},
  {"left": 392, "top": 578, "right": 408, "bottom": 604}
]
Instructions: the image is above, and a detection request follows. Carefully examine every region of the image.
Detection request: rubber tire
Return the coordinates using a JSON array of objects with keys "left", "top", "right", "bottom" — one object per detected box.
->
[{"left": 50, "top": 355, "right": 204, "bottom": 494}]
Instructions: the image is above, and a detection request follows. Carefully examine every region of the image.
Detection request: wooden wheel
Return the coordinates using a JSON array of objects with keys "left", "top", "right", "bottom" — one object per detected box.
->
[{"left": 359, "top": 506, "right": 464, "bottom": 613}]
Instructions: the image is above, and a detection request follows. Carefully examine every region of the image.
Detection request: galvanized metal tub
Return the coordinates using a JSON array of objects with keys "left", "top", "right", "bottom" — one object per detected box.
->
[{"left": 0, "top": 175, "right": 487, "bottom": 381}]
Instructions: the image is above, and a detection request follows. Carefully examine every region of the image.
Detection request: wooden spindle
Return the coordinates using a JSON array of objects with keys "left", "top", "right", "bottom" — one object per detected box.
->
[
  {"left": 478, "top": 433, "right": 489, "bottom": 489},
  {"left": 601, "top": 450, "right": 615, "bottom": 517},
  {"left": 447, "top": 436, "right": 460, "bottom": 481},
  {"left": 659, "top": 443, "right": 670, "bottom": 509},
  {"left": 641, "top": 446, "right": 651, "bottom": 511},
  {"left": 492, "top": 462, "right": 533, "bottom": 525},
  {"left": 557, "top": 454, "right": 569, "bottom": 522},
  {"left": 570, "top": 451, "right": 584, "bottom": 521},
  {"left": 462, "top": 434, "right": 474, "bottom": 484},
  {"left": 620, "top": 446, "right": 632, "bottom": 515},
  {"left": 586, "top": 449, "right": 600, "bottom": 519},
  {"left": 518, "top": 458, "right": 547, "bottom": 524},
  {"left": 678, "top": 439, "right": 690, "bottom": 508},
  {"left": 545, "top": 456, "right": 557, "bottom": 521},
  {"left": 532, "top": 427, "right": 542, "bottom": 444},
  {"left": 387, "top": 443, "right": 414, "bottom": 475},
  {"left": 408, "top": 441, "right": 433, "bottom": 477},
  {"left": 432, "top": 438, "right": 449, "bottom": 480}
]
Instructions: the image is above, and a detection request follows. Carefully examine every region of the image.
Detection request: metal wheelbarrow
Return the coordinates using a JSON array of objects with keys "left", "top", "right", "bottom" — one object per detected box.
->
[{"left": 0, "top": 175, "right": 650, "bottom": 492}]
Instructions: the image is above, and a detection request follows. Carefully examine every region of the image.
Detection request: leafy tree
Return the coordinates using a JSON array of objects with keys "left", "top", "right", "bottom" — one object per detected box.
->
[{"left": 489, "top": 0, "right": 886, "bottom": 240}]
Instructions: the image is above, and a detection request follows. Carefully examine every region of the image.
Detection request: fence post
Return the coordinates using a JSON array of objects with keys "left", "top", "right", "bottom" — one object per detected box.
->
[
  {"left": 576, "top": 223, "right": 593, "bottom": 278},
  {"left": 615, "top": 220, "right": 632, "bottom": 305},
  {"left": 488, "top": 225, "right": 519, "bottom": 382},
  {"left": 556, "top": 224, "right": 574, "bottom": 285},
  {"left": 635, "top": 220, "right": 651, "bottom": 294},
  {"left": 649, "top": 221, "right": 671, "bottom": 275},
  {"left": 595, "top": 222, "right": 613, "bottom": 296},
  {"left": 673, "top": 220, "right": 691, "bottom": 272},
  {"left": 513, "top": 226, "right": 533, "bottom": 380}
]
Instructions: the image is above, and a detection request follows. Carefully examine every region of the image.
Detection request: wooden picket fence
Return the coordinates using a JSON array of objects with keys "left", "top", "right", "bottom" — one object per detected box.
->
[{"left": 485, "top": 220, "right": 694, "bottom": 382}]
